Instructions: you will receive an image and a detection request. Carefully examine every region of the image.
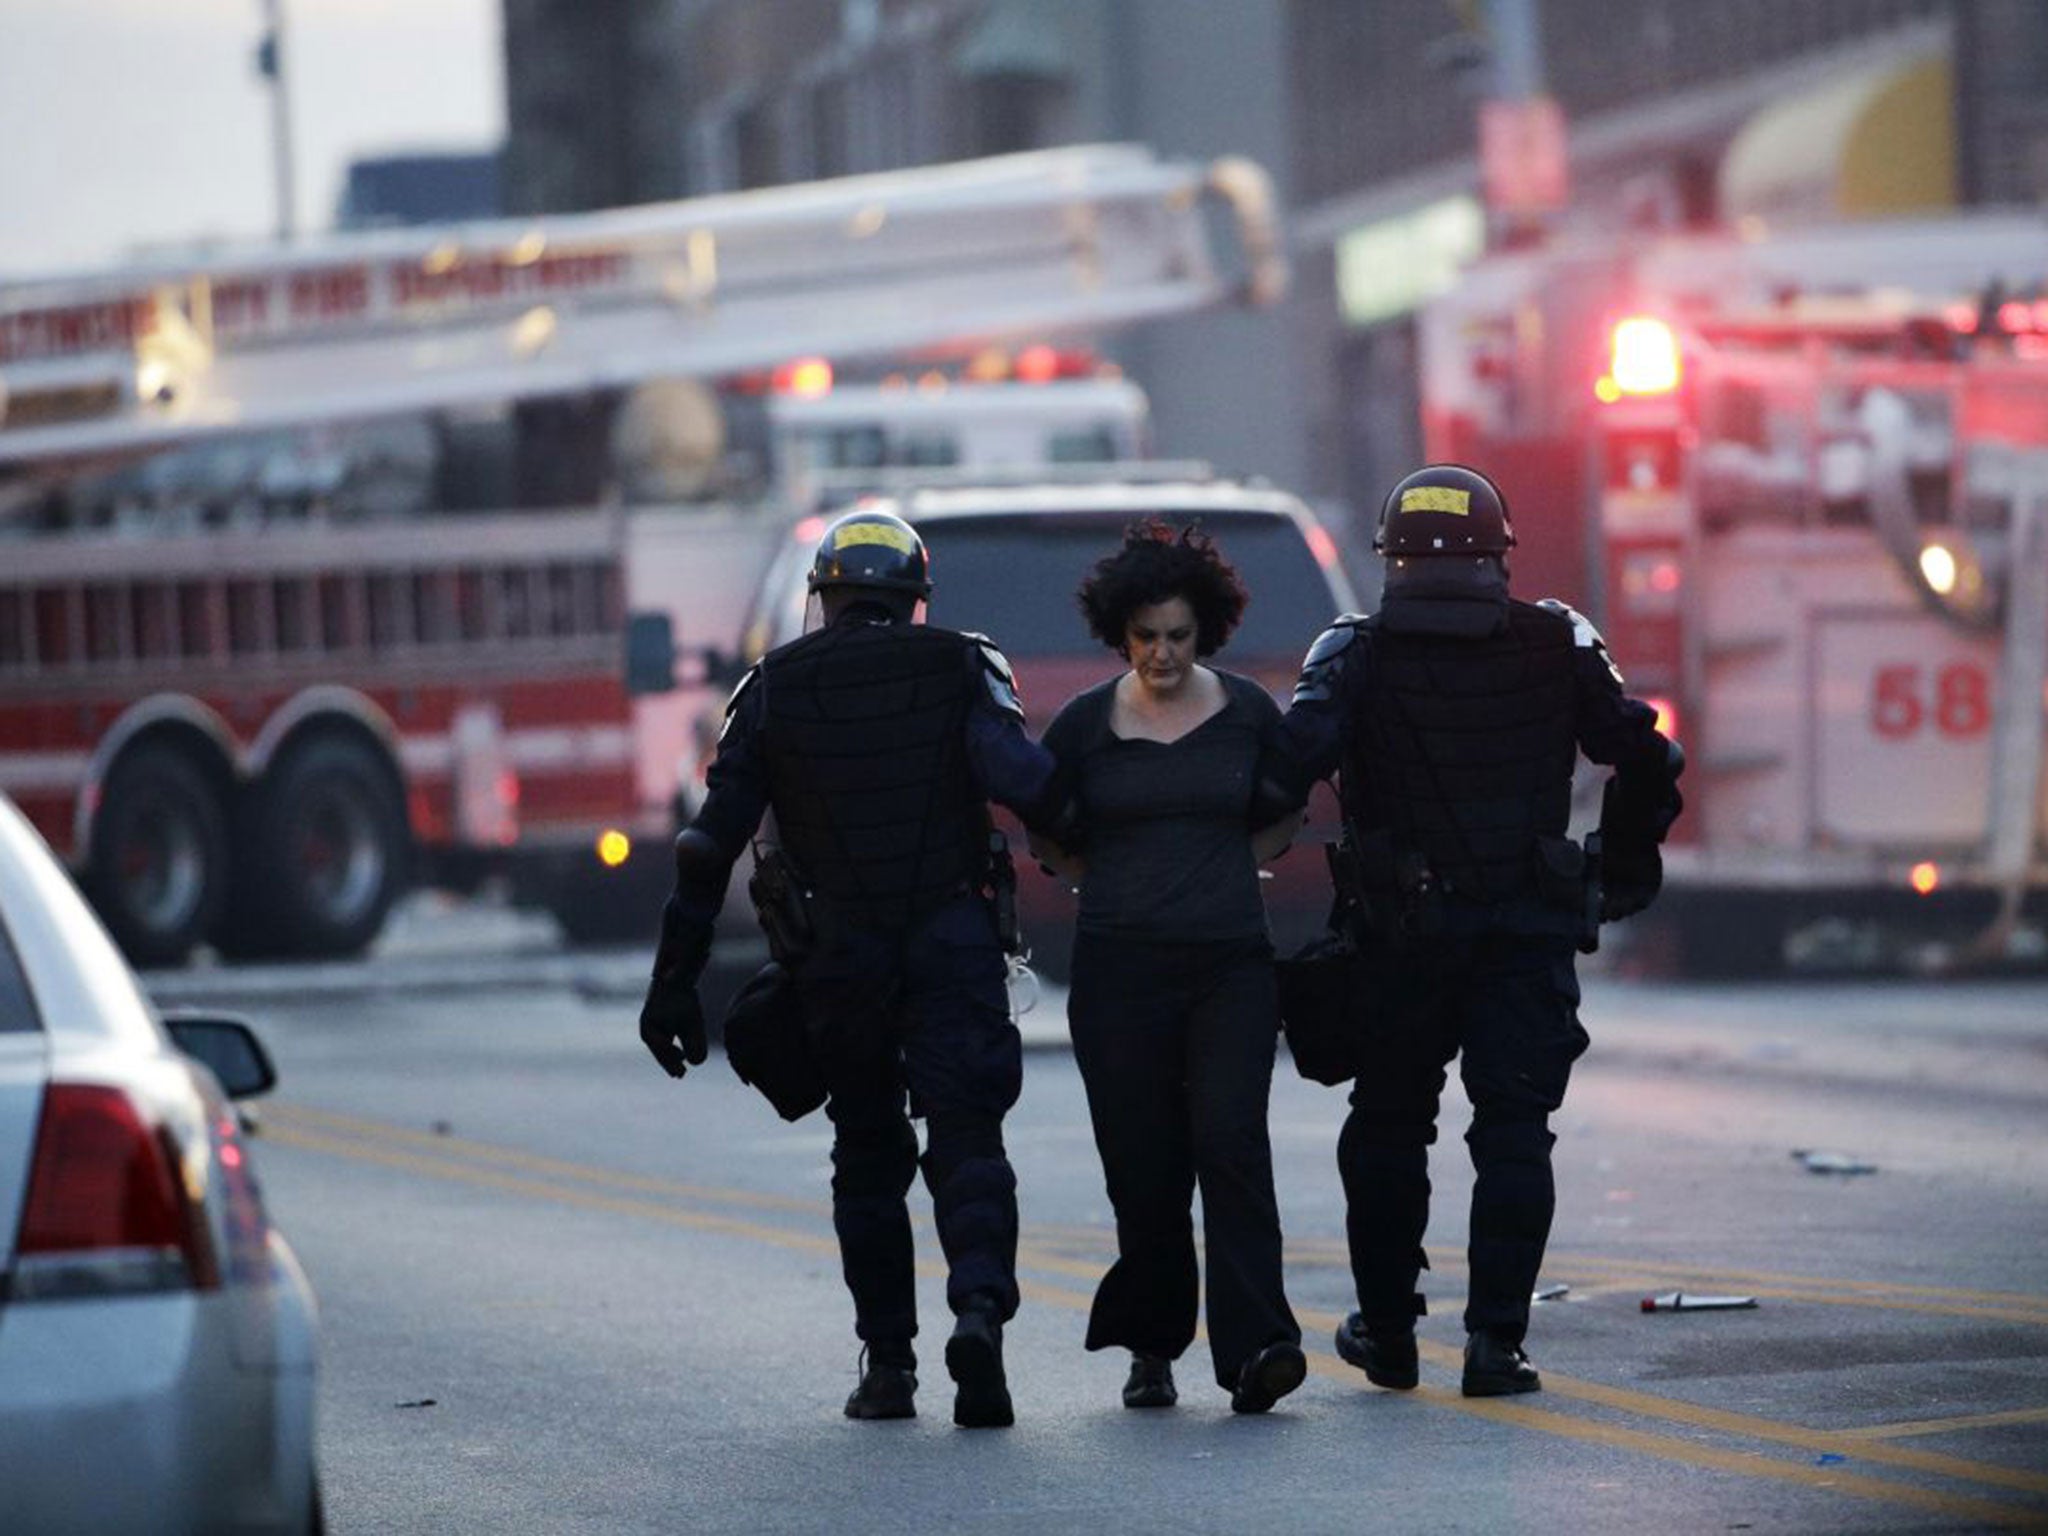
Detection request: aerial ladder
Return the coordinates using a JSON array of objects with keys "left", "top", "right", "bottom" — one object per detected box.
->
[{"left": 0, "top": 143, "right": 1283, "bottom": 469}]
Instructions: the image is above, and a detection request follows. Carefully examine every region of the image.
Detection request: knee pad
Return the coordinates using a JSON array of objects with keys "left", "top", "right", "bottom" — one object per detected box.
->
[
  {"left": 1340, "top": 1109, "right": 1438, "bottom": 1157},
  {"left": 833, "top": 1116, "right": 919, "bottom": 1194},
  {"left": 1465, "top": 1109, "right": 1554, "bottom": 1163},
  {"left": 921, "top": 1111, "right": 1006, "bottom": 1179}
]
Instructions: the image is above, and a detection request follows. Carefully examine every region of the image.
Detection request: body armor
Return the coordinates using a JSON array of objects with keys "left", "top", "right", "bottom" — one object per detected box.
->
[
  {"left": 758, "top": 620, "right": 988, "bottom": 928},
  {"left": 1343, "top": 600, "right": 1578, "bottom": 911}
]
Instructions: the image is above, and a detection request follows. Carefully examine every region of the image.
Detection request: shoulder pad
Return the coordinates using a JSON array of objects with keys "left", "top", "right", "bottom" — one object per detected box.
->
[
  {"left": 1535, "top": 599, "right": 1624, "bottom": 686},
  {"left": 965, "top": 631, "right": 1024, "bottom": 720},
  {"left": 717, "top": 664, "right": 763, "bottom": 744},
  {"left": 1291, "top": 614, "right": 1369, "bottom": 705}
]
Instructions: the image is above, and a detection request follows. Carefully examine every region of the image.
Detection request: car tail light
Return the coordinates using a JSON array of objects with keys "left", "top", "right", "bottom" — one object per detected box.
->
[{"left": 11, "top": 1083, "right": 219, "bottom": 1301}]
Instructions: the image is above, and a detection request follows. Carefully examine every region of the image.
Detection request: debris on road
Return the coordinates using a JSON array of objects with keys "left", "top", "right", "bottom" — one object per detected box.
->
[
  {"left": 1533, "top": 1283, "right": 1571, "bottom": 1302},
  {"left": 395, "top": 1399, "right": 439, "bottom": 1409},
  {"left": 1792, "top": 1149, "right": 1878, "bottom": 1175},
  {"left": 1640, "top": 1292, "right": 1758, "bottom": 1313}
]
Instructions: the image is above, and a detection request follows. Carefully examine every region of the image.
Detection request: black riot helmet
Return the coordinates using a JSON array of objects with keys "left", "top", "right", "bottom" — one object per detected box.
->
[
  {"left": 806, "top": 507, "right": 933, "bottom": 598},
  {"left": 1374, "top": 464, "right": 1516, "bottom": 558}
]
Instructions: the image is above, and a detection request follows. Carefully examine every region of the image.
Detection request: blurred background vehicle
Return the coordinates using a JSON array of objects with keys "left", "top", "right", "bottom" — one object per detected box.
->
[
  {"left": 686, "top": 469, "right": 1360, "bottom": 981},
  {"left": 0, "top": 791, "right": 320, "bottom": 1535}
]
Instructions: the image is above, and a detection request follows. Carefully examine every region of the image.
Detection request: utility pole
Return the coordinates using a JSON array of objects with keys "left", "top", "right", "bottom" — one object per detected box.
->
[
  {"left": 256, "top": 0, "right": 297, "bottom": 241},
  {"left": 1488, "top": 0, "right": 1544, "bottom": 100},
  {"left": 1478, "top": 0, "right": 1566, "bottom": 248}
]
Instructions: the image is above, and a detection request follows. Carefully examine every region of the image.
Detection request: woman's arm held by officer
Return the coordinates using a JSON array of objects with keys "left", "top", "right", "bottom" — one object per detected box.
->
[
  {"left": 1251, "top": 809, "right": 1305, "bottom": 865},
  {"left": 1246, "top": 675, "right": 1306, "bottom": 863}
]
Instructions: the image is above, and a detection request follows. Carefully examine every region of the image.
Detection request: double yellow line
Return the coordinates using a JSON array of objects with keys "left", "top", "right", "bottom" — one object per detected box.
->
[{"left": 260, "top": 1103, "right": 2048, "bottom": 1530}]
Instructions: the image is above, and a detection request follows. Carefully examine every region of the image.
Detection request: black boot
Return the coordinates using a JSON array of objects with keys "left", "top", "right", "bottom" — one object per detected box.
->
[
  {"left": 945, "top": 1311, "right": 1014, "bottom": 1428},
  {"left": 1334, "top": 1313, "right": 1419, "bottom": 1390},
  {"left": 1229, "top": 1340, "right": 1307, "bottom": 1415},
  {"left": 844, "top": 1342, "right": 917, "bottom": 1420},
  {"left": 1462, "top": 1332, "right": 1540, "bottom": 1398},
  {"left": 1121, "top": 1352, "right": 1177, "bottom": 1409}
]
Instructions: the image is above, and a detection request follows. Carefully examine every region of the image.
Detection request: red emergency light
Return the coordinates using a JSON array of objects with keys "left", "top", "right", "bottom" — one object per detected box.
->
[{"left": 1599, "top": 316, "right": 1682, "bottom": 400}]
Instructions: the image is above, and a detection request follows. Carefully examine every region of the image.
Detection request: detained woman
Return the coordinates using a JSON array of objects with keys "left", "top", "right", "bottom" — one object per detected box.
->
[{"left": 1031, "top": 520, "right": 1306, "bottom": 1414}]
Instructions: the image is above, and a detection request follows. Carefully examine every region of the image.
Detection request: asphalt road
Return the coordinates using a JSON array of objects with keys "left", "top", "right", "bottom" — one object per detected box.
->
[{"left": 150, "top": 915, "right": 2048, "bottom": 1535}]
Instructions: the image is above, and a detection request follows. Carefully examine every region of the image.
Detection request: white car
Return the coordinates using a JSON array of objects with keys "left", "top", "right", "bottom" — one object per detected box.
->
[{"left": 0, "top": 792, "right": 320, "bottom": 1534}]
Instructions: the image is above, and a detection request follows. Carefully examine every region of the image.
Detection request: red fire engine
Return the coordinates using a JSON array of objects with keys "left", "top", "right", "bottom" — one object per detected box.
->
[
  {"left": 1419, "top": 217, "right": 2048, "bottom": 968},
  {"left": 0, "top": 146, "right": 1285, "bottom": 966}
]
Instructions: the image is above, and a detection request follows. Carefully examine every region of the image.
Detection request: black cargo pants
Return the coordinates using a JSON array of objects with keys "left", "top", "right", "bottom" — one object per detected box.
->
[
  {"left": 795, "top": 894, "right": 1022, "bottom": 1349},
  {"left": 1338, "top": 933, "right": 1588, "bottom": 1345}
]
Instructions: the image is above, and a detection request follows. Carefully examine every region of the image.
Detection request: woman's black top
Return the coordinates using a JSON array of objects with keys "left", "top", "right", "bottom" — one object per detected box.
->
[{"left": 1042, "top": 669, "right": 1285, "bottom": 943}]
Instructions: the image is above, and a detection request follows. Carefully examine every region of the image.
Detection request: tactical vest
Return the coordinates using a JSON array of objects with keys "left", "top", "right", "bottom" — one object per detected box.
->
[
  {"left": 1342, "top": 600, "right": 1578, "bottom": 909},
  {"left": 758, "top": 620, "right": 988, "bottom": 928}
]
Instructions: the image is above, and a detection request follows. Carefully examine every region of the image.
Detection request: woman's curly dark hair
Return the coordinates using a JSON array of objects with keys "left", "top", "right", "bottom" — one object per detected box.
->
[{"left": 1077, "top": 518, "right": 1248, "bottom": 657}]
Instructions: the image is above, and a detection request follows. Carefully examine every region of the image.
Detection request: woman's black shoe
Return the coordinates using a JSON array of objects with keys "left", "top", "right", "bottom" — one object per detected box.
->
[
  {"left": 844, "top": 1345, "right": 917, "bottom": 1420},
  {"left": 1122, "top": 1352, "right": 1178, "bottom": 1409},
  {"left": 1334, "top": 1313, "right": 1419, "bottom": 1390},
  {"left": 1229, "top": 1340, "right": 1307, "bottom": 1414}
]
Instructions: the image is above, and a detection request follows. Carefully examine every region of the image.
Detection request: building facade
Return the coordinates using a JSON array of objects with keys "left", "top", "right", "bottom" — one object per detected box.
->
[{"left": 502, "top": 0, "right": 2048, "bottom": 555}]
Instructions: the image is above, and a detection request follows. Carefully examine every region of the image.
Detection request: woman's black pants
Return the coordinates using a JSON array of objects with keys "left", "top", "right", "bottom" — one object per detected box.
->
[{"left": 1067, "top": 932, "right": 1300, "bottom": 1389}]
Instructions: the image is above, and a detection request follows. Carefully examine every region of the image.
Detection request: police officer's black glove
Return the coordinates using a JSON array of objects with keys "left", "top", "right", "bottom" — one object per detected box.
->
[
  {"left": 639, "top": 968, "right": 709, "bottom": 1079},
  {"left": 1601, "top": 839, "right": 1663, "bottom": 922}
]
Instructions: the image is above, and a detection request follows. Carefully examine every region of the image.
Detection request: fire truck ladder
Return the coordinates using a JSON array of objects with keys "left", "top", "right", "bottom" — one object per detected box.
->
[{"left": 0, "top": 145, "right": 1284, "bottom": 467}]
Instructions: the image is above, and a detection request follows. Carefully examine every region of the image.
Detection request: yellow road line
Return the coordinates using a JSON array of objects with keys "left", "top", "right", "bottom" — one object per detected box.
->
[
  {"left": 265, "top": 1108, "right": 2048, "bottom": 1524},
  {"left": 1238, "top": 1235, "right": 2048, "bottom": 1328},
  {"left": 1386, "top": 1331, "right": 2048, "bottom": 1501},
  {"left": 1842, "top": 1407, "right": 2048, "bottom": 1443},
  {"left": 273, "top": 1110, "right": 2048, "bottom": 1325},
  {"left": 267, "top": 1103, "right": 831, "bottom": 1216},
  {"left": 264, "top": 1122, "right": 1086, "bottom": 1314},
  {"left": 1534, "top": 1249, "right": 2048, "bottom": 1313}
]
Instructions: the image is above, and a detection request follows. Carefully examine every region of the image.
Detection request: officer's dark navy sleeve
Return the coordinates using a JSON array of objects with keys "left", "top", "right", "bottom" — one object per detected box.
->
[
  {"left": 1571, "top": 647, "right": 1684, "bottom": 843},
  {"left": 651, "top": 676, "right": 769, "bottom": 982},
  {"left": 965, "top": 691, "right": 1058, "bottom": 819},
  {"left": 689, "top": 678, "right": 771, "bottom": 868},
  {"left": 1274, "top": 622, "right": 1360, "bottom": 795}
]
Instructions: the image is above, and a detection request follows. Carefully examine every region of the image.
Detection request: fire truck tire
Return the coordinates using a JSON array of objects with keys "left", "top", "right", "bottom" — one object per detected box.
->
[
  {"left": 241, "top": 736, "right": 409, "bottom": 960},
  {"left": 86, "top": 745, "right": 231, "bottom": 970},
  {"left": 1665, "top": 892, "right": 1789, "bottom": 978}
]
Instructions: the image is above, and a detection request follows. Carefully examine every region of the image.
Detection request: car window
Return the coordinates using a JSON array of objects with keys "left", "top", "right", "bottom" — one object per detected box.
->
[
  {"left": 917, "top": 510, "right": 1340, "bottom": 661},
  {"left": 0, "top": 919, "right": 41, "bottom": 1033}
]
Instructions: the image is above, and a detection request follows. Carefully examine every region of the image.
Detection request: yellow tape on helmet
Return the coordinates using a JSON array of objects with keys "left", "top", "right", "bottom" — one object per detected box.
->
[
  {"left": 836, "top": 522, "right": 917, "bottom": 553},
  {"left": 1400, "top": 486, "right": 1471, "bottom": 515}
]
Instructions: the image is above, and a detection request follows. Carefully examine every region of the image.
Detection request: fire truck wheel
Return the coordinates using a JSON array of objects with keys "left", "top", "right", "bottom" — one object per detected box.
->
[
  {"left": 244, "top": 736, "right": 410, "bottom": 959},
  {"left": 1655, "top": 891, "right": 1790, "bottom": 978},
  {"left": 86, "top": 745, "right": 230, "bottom": 969}
]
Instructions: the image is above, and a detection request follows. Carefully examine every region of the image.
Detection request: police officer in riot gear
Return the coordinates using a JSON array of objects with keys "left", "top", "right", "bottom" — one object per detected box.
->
[
  {"left": 1278, "top": 464, "right": 1682, "bottom": 1398},
  {"left": 637, "top": 506, "right": 1060, "bottom": 1429}
]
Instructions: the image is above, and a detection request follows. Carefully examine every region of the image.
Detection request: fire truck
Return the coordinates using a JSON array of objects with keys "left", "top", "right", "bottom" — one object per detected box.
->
[
  {"left": 1418, "top": 216, "right": 2048, "bottom": 969},
  {"left": 0, "top": 145, "right": 1284, "bottom": 966}
]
